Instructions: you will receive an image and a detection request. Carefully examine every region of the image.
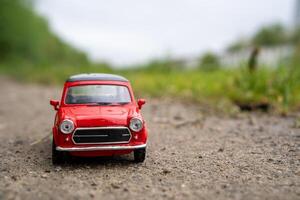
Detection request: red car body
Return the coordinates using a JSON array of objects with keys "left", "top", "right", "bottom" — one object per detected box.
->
[{"left": 50, "top": 74, "right": 147, "bottom": 164}]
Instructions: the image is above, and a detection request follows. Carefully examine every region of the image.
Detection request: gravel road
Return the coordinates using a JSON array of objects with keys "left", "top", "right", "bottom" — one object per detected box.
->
[{"left": 0, "top": 77, "right": 299, "bottom": 200}]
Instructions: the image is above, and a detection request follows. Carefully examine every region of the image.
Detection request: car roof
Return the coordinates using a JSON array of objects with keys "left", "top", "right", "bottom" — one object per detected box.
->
[{"left": 66, "top": 73, "right": 128, "bottom": 82}]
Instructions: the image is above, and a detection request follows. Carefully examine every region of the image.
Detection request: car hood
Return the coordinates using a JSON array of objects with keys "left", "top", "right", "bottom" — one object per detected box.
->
[{"left": 60, "top": 105, "right": 136, "bottom": 127}]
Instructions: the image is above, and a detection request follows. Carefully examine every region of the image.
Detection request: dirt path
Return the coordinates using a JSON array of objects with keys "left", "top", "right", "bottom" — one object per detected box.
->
[{"left": 0, "top": 77, "right": 299, "bottom": 200}]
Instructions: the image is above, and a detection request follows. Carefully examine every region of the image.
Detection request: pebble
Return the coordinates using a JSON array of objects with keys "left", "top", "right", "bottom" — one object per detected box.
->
[
  {"left": 111, "top": 183, "right": 120, "bottom": 189},
  {"left": 89, "top": 192, "right": 95, "bottom": 198},
  {"left": 173, "top": 115, "right": 183, "bottom": 120},
  {"left": 54, "top": 167, "right": 62, "bottom": 172},
  {"left": 14, "top": 140, "right": 24, "bottom": 145},
  {"left": 91, "top": 182, "right": 97, "bottom": 186},
  {"left": 162, "top": 169, "right": 171, "bottom": 174},
  {"left": 11, "top": 175, "right": 17, "bottom": 181},
  {"left": 41, "top": 174, "right": 48, "bottom": 179}
]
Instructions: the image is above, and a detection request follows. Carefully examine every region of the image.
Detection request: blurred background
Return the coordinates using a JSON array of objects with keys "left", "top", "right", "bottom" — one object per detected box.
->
[{"left": 1, "top": 0, "right": 300, "bottom": 113}]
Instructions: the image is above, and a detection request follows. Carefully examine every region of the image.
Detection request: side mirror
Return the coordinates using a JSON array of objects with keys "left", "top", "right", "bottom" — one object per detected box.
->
[
  {"left": 50, "top": 100, "right": 59, "bottom": 111},
  {"left": 137, "top": 99, "right": 146, "bottom": 109}
]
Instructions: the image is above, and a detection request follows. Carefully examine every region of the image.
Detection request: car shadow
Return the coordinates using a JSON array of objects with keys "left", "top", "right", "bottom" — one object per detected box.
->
[{"left": 66, "top": 155, "right": 135, "bottom": 166}]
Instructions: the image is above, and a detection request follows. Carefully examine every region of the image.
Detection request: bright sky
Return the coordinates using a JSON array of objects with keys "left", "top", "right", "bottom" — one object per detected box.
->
[{"left": 36, "top": 0, "right": 295, "bottom": 66}]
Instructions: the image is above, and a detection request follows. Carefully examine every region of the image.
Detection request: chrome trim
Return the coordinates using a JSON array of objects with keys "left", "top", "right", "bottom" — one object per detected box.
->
[
  {"left": 56, "top": 144, "right": 146, "bottom": 151},
  {"left": 72, "top": 126, "right": 132, "bottom": 145}
]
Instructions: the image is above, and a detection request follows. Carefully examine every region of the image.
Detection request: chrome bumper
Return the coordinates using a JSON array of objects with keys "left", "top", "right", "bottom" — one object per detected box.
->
[{"left": 56, "top": 144, "right": 146, "bottom": 152}]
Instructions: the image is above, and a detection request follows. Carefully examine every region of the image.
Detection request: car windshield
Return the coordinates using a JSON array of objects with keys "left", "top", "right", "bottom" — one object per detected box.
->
[{"left": 65, "top": 85, "right": 131, "bottom": 104}]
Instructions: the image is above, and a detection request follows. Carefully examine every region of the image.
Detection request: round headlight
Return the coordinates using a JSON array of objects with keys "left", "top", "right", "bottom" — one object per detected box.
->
[
  {"left": 129, "top": 118, "right": 143, "bottom": 132},
  {"left": 59, "top": 119, "right": 75, "bottom": 134}
]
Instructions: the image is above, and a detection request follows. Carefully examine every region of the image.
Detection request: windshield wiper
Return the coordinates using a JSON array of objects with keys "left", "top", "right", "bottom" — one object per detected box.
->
[
  {"left": 86, "top": 102, "right": 130, "bottom": 106},
  {"left": 86, "top": 102, "right": 111, "bottom": 106},
  {"left": 87, "top": 102, "right": 126, "bottom": 106},
  {"left": 117, "top": 102, "right": 129, "bottom": 105},
  {"left": 96, "top": 102, "right": 113, "bottom": 105}
]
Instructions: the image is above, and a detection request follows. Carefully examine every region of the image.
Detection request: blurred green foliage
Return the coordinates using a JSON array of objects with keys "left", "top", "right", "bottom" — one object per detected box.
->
[
  {"left": 252, "top": 24, "right": 288, "bottom": 47},
  {"left": 0, "top": 0, "right": 299, "bottom": 112},
  {"left": 0, "top": 0, "right": 88, "bottom": 65},
  {"left": 227, "top": 23, "right": 300, "bottom": 52},
  {"left": 135, "top": 57, "right": 183, "bottom": 72},
  {"left": 227, "top": 39, "right": 248, "bottom": 53},
  {"left": 198, "top": 52, "right": 220, "bottom": 71}
]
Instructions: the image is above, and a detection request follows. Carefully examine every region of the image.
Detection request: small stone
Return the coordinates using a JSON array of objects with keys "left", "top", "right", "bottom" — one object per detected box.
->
[
  {"left": 14, "top": 140, "right": 24, "bottom": 145},
  {"left": 1, "top": 167, "right": 8, "bottom": 172},
  {"left": 111, "top": 183, "right": 120, "bottom": 189},
  {"left": 11, "top": 175, "right": 17, "bottom": 181},
  {"left": 275, "top": 160, "right": 283, "bottom": 164},
  {"left": 44, "top": 169, "right": 51, "bottom": 173},
  {"left": 162, "top": 169, "right": 171, "bottom": 174},
  {"left": 89, "top": 192, "right": 95, "bottom": 198},
  {"left": 198, "top": 155, "right": 203, "bottom": 159},
  {"left": 221, "top": 184, "right": 227, "bottom": 189},
  {"left": 258, "top": 126, "right": 264, "bottom": 132},
  {"left": 54, "top": 167, "right": 62, "bottom": 172},
  {"left": 173, "top": 115, "right": 183, "bottom": 121},
  {"left": 91, "top": 182, "right": 97, "bottom": 186},
  {"left": 41, "top": 174, "right": 48, "bottom": 179},
  {"left": 218, "top": 148, "right": 224, "bottom": 152}
]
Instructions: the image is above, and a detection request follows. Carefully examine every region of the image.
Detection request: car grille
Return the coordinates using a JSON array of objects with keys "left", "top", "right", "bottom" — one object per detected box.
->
[{"left": 72, "top": 127, "right": 131, "bottom": 144}]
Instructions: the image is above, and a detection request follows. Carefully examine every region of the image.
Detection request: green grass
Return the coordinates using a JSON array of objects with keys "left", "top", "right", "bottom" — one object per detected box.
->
[
  {"left": 126, "top": 67, "right": 300, "bottom": 113},
  {"left": 1, "top": 63, "right": 300, "bottom": 113}
]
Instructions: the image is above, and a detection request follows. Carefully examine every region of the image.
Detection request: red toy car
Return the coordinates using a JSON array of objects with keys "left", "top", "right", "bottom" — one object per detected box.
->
[{"left": 50, "top": 73, "right": 147, "bottom": 164}]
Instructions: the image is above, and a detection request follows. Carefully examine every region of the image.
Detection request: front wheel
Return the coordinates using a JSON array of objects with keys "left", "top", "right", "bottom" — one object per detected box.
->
[
  {"left": 134, "top": 148, "right": 146, "bottom": 163},
  {"left": 52, "top": 139, "right": 66, "bottom": 165}
]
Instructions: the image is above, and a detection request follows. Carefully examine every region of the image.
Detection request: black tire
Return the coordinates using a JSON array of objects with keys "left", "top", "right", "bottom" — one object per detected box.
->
[
  {"left": 52, "top": 139, "right": 66, "bottom": 165},
  {"left": 134, "top": 148, "right": 146, "bottom": 163}
]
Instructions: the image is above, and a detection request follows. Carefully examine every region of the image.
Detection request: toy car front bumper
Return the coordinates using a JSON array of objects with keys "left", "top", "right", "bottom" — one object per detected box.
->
[{"left": 56, "top": 143, "right": 146, "bottom": 152}]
